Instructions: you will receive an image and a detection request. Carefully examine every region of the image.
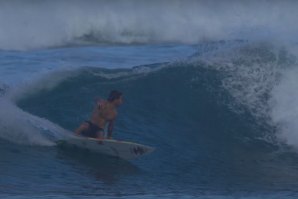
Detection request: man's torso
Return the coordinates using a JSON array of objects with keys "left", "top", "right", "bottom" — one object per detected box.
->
[{"left": 90, "top": 101, "right": 117, "bottom": 129}]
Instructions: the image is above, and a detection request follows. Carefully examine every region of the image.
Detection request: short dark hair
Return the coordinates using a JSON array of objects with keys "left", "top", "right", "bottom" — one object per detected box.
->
[{"left": 107, "top": 90, "right": 123, "bottom": 102}]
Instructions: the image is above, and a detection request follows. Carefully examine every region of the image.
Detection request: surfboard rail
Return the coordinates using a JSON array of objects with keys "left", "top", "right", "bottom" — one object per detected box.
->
[{"left": 57, "top": 136, "right": 155, "bottom": 160}]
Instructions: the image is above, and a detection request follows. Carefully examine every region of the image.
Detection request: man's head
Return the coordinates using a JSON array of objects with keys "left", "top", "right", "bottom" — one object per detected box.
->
[{"left": 108, "top": 90, "right": 123, "bottom": 106}]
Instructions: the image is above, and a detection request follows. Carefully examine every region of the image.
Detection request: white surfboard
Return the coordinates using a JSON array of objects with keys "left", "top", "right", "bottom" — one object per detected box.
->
[{"left": 57, "top": 136, "right": 155, "bottom": 160}]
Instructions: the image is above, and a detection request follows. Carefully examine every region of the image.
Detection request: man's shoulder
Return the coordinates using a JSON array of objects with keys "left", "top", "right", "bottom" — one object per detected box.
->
[{"left": 96, "top": 99, "right": 107, "bottom": 108}]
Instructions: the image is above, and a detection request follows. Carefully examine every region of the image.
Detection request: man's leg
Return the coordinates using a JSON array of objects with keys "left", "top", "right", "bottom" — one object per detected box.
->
[
  {"left": 96, "top": 130, "right": 104, "bottom": 139},
  {"left": 75, "top": 122, "right": 89, "bottom": 136}
]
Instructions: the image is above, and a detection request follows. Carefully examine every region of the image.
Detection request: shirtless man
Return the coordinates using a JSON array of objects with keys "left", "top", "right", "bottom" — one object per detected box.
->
[{"left": 75, "top": 90, "right": 123, "bottom": 139}]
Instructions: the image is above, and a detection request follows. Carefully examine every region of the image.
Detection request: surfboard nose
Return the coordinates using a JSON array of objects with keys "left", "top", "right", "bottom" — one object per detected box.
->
[{"left": 147, "top": 146, "right": 155, "bottom": 154}]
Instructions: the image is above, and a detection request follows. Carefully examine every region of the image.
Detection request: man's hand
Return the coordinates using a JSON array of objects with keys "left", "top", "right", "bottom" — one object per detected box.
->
[{"left": 107, "top": 120, "right": 114, "bottom": 139}]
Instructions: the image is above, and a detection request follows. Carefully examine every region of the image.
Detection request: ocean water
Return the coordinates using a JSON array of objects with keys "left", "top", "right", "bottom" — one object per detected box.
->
[{"left": 2, "top": 1, "right": 298, "bottom": 199}]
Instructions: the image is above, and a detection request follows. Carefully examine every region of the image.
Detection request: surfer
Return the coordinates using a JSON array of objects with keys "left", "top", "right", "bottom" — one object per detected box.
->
[{"left": 75, "top": 90, "right": 123, "bottom": 139}]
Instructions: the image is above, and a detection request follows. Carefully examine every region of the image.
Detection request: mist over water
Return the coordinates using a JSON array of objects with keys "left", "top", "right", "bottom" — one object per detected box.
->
[{"left": 0, "top": 0, "right": 298, "bottom": 50}]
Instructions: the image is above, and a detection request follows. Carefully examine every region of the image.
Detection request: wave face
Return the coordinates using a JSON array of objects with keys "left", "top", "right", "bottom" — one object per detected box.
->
[
  {"left": 17, "top": 58, "right": 276, "bottom": 149},
  {"left": 5, "top": 41, "right": 298, "bottom": 196},
  {"left": 1, "top": 0, "right": 298, "bottom": 50}
]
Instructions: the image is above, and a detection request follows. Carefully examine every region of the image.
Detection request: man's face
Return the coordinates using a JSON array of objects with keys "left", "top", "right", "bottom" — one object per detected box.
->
[{"left": 115, "top": 96, "right": 123, "bottom": 106}]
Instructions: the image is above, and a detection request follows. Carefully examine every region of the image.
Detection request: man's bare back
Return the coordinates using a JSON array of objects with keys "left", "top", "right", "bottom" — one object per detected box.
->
[{"left": 75, "top": 90, "right": 123, "bottom": 139}]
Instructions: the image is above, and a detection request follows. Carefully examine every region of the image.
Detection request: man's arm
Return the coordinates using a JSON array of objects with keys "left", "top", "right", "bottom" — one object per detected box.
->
[
  {"left": 96, "top": 99, "right": 105, "bottom": 110},
  {"left": 107, "top": 119, "right": 115, "bottom": 139}
]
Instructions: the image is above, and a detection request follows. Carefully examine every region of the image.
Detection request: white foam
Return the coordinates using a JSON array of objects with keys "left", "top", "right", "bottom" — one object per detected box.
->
[
  {"left": 193, "top": 42, "right": 281, "bottom": 119},
  {"left": 270, "top": 67, "right": 298, "bottom": 147},
  {"left": 191, "top": 41, "right": 298, "bottom": 148},
  {"left": 0, "top": 99, "right": 72, "bottom": 146}
]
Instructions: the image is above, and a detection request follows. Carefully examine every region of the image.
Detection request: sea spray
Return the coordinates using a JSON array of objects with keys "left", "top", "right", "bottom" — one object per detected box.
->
[{"left": 0, "top": 0, "right": 298, "bottom": 50}]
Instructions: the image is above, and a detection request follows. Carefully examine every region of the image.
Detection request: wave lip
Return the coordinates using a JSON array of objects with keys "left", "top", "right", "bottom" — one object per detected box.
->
[{"left": 0, "top": 70, "right": 76, "bottom": 146}]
